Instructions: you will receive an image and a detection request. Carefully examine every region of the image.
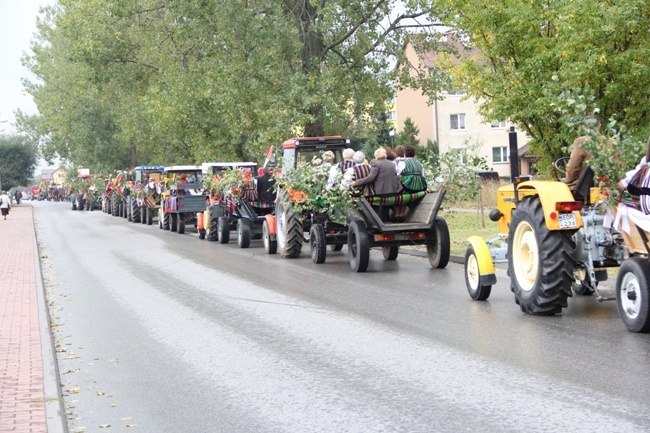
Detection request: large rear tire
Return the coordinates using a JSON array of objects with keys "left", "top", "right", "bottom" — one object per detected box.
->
[
  {"left": 263, "top": 219, "right": 277, "bottom": 254},
  {"left": 218, "top": 216, "right": 230, "bottom": 244},
  {"left": 207, "top": 213, "right": 219, "bottom": 241},
  {"left": 276, "top": 190, "right": 303, "bottom": 258},
  {"left": 237, "top": 219, "right": 251, "bottom": 248},
  {"left": 131, "top": 201, "right": 140, "bottom": 224},
  {"left": 616, "top": 257, "right": 650, "bottom": 333},
  {"left": 427, "top": 217, "right": 450, "bottom": 269},
  {"left": 508, "top": 196, "right": 576, "bottom": 315},
  {"left": 348, "top": 220, "right": 370, "bottom": 272},
  {"left": 465, "top": 245, "right": 492, "bottom": 301},
  {"left": 162, "top": 211, "right": 171, "bottom": 230},
  {"left": 310, "top": 224, "right": 327, "bottom": 264}
]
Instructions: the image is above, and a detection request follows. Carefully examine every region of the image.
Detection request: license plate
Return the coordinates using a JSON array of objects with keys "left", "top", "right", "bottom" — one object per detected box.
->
[{"left": 558, "top": 213, "right": 577, "bottom": 228}]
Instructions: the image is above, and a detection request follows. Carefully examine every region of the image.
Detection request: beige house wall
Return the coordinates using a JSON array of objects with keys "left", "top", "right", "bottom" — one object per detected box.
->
[
  {"left": 52, "top": 168, "right": 67, "bottom": 186},
  {"left": 396, "top": 39, "right": 532, "bottom": 179}
]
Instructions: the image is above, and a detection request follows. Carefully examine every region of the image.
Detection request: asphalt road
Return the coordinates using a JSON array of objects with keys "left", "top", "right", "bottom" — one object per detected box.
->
[{"left": 33, "top": 200, "right": 650, "bottom": 433}]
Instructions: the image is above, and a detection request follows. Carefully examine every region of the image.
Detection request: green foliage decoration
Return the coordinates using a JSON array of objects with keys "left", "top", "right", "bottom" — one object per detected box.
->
[{"left": 275, "top": 158, "right": 353, "bottom": 222}]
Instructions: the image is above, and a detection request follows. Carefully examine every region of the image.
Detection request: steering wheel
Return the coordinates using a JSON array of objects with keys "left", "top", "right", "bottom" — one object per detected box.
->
[{"left": 553, "top": 157, "right": 570, "bottom": 181}]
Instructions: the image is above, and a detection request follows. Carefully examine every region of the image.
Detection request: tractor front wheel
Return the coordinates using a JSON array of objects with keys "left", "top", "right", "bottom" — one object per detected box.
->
[
  {"left": 263, "top": 219, "right": 277, "bottom": 254},
  {"left": 508, "top": 196, "right": 576, "bottom": 315},
  {"left": 276, "top": 191, "right": 303, "bottom": 259},
  {"left": 464, "top": 245, "right": 491, "bottom": 301},
  {"left": 616, "top": 257, "right": 650, "bottom": 333}
]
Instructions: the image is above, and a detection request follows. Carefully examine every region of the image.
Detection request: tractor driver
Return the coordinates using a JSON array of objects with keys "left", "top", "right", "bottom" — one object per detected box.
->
[{"left": 564, "top": 116, "right": 613, "bottom": 189}]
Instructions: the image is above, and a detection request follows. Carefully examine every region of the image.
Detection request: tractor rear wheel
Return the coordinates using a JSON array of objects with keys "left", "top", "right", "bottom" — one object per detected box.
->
[
  {"left": 276, "top": 191, "right": 303, "bottom": 258},
  {"left": 237, "top": 219, "right": 251, "bottom": 248},
  {"left": 218, "top": 216, "right": 230, "bottom": 244},
  {"left": 508, "top": 196, "right": 576, "bottom": 315},
  {"left": 131, "top": 201, "right": 140, "bottom": 224},
  {"left": 207, "top": 213, "right": 219, "bottom": 241},
  {"left": 348, "top": 220, "right": 370, "bottom": 272},
  {"left": 616, "top": 257, "right": 650, "bottom": 333},
  {"left": 263, "top": 219, "right": 277, "bottom": 254},
  {"left": 465, "top": 245, "right": 491, "bottom": 301},
  {"left": 162, "top": 211, "right": 171, "bottom": 230},
  {"left": 310, "top": 224, "right": 327, "bottom": 264},
  {"left": 427, "top": 217, "right": 450, "bottom": 269}
]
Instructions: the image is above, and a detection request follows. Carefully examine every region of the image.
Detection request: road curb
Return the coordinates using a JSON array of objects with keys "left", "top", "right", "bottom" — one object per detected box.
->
[
  {"left": 31, "top": 206, "right": 69, "bottom": 433},
  {"left": 400, "top": 247, "right": 464, "bottom": 264}
]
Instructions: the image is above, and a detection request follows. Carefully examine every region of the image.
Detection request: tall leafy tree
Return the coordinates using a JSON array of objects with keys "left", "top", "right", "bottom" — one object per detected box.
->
[
  {"left": 426, "top": 0, "right": 650, "bottom": 172},
  {"left": 0, "top": 134, "right": 39, "bottom": 190},
  {"left": 21, "top": 0, "right": 443, "bottom": 169}
]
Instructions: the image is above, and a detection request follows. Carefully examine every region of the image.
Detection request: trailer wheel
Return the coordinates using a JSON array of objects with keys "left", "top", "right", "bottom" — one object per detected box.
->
[
  {"left": 170, "top": 213, "right": 178, "bottom": 232},
  {"left": 616, "top": 257, "right": 650, "bottom": 333},
  {"left": 177, "top": 214, "right": 185, "bottom": 234},
  {"left": 218, "top": 216, "right": 230, "bottom": 244},
  {"left": 427, "top": 217, "right": 450, "bottom": 269},
  {"left": 276, "top": 191, "right": 303, "bottom": 258},
  {"left": 465, "top": 245, "right": 491, "bottom": 301},
  {"left": 310, "top": 224, "right": 327, "bottom": 264},
  {"left": 329, "top": 243, "right": 344, "bottom": 252},
  {"left": 237, "top": 219, "right": 251, "bottom": 248},
  {"left": 348, "top": 220, "right": 370, "bottom": 272},
  {"left": 263, "top": 220, "right": 277, "bottom": 254},
  {"left": 71, "top": 199, "right": 77, "bottom": 210},
  {"left": 147, "top": 207, "right": 153, "bottom": 225},
  {"left": 382, "top": 246, "right": 399, "bottom": 261},
  {"left": 508, "top": 196, "right": 576, "bottom": 315}
]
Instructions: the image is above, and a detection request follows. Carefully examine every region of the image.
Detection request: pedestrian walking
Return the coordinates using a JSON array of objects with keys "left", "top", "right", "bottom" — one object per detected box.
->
[{"left": 0, "top": 191, "right": 11, "bottom": 220}]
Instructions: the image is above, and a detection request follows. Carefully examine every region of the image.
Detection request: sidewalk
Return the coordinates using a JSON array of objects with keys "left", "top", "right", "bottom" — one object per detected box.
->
[{"left": 0, "top": 204, "right": 66, "bottom": 433}]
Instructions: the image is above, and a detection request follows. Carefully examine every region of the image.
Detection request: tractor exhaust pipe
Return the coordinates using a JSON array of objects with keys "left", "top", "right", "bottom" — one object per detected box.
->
[{"left": 508, "top": 126, "right": 520, "bottom": 203}]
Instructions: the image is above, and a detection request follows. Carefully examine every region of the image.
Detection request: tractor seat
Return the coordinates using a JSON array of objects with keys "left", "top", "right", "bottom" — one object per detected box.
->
[{"left": 572, "top": 165, "right": 595, "bottom": 203}]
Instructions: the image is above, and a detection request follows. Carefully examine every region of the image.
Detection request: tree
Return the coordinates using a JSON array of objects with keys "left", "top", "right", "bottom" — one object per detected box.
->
[
  {"left": 412, "top": 0, "right": 650, "bottom": 176},
  {"left": 21, "top": 0, "right": 445, "bottom": 169},
  {"left": 0, "top": 134, "right": 38, "bottom": 191},
  {"left": 394, "top": 117, "right": 420, "bottom": 147}
]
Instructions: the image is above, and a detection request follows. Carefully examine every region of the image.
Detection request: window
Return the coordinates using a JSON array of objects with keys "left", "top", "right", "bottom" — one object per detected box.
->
[
  {"left": 490, "top": 120, "right": 506, "bottom": 129},
  {"left": 450, "top": 114, "right": 466, "bottom": 130},
  {"left": 492, "top": 146, "right": 508, "bottom": 163},
  {"left": 387, "top": 111, "right": 397, "bottom": 121}
]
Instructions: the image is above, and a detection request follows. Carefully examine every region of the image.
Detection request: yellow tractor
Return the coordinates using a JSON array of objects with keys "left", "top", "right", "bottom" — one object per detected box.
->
[{"left": 464, "top": 128, "right": 625, "bottom": 315}]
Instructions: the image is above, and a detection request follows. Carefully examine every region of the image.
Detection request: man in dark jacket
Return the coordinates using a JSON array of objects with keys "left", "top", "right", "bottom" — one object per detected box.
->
[{"left": 255, "top": 163, "right": 276, "bottom": 214}]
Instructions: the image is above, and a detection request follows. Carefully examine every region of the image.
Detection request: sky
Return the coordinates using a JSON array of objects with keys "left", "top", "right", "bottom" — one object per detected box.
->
[{"left": 0, "top": 0, "right": 52, "bottom": 134}]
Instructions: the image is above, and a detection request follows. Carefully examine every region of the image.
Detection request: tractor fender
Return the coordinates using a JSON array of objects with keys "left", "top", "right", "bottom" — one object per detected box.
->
[
  {"left": 467, "top": 235, "right": 497, "bottom": 286},
  {"left": 196, "top": 212, "right": 204, "bottom": 230},
  {"left": 265, "top": 214, "right": 277, "bottom": 235},
  {"left": 517, "top": 180, "right": 584, "bottom": 230}
]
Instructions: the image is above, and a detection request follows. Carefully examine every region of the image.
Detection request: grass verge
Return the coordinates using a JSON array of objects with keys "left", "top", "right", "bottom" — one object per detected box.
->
[{"left": 439, "top": 208, "right": 500, "bottom": 256}]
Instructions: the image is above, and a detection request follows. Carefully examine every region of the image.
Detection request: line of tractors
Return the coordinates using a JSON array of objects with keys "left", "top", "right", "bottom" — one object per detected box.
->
[{"left": 68, "top": 133, "right": 650, "bottom": 333}]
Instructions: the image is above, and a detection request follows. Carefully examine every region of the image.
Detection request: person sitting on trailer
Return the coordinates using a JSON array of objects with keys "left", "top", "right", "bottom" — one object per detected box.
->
[
  {"left": 351, "top": 147, "right": 402, "bottom": 202},
  {"left": 342, "top": 151, "right": 374, "bottom": 197},
  {"left": 619, "top": 134, "right": 650, "bottom": 214}
]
